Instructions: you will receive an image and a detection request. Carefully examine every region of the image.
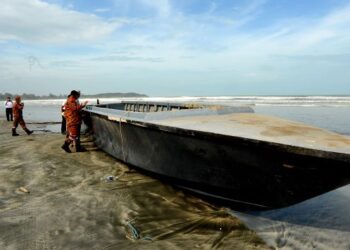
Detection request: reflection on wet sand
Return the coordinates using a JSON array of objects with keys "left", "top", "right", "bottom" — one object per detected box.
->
[{"left": 0, "top": 120, "right": 269, "bottom": 249}]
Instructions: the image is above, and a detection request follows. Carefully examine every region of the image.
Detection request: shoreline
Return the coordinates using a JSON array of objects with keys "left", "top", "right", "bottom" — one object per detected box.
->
[{"left": 0, "top": 119, "right": 269, "bottom": 249}]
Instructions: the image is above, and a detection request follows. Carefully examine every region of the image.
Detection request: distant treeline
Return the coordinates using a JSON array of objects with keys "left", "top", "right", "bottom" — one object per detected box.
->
[{"left": 0, "top": 92, "right": 147, "bottom": 100}]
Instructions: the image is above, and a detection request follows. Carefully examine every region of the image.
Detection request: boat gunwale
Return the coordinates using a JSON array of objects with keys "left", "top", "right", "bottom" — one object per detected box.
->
[{"left": 85, "top": 110, "right": 350, "bottom": 164}]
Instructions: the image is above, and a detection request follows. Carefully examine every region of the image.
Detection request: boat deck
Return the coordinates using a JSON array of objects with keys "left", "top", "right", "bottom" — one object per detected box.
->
[
  {"left": 85, "top": 101, "right": 350, "bottom": 155},
  {"left": 150, "top": 113, "right": 350, "bottom": 155}
]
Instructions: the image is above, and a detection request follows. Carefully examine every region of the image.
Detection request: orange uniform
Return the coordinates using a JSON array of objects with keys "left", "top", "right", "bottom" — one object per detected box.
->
[
  {"left": 13, "top": 102, "right": 26, "bottom": 129},
  {"left": 64, "top": 96, "right": 84, "bottom": 141},
  {"left": 11, "top": 96, "right": 32, "bottom": 136},
  {"left": 61, "top": 90, "right": 87, "bottom": 152}
]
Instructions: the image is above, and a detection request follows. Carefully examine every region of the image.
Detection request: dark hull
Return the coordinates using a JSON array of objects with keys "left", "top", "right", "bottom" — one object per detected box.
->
[{"left": 85, "top": 112, "right": 350, "bottom": 209}]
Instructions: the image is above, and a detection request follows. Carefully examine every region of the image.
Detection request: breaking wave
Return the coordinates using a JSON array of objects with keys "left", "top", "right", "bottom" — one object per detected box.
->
[{"left": 25, "top": 96, "right": 350, "bottom": 107}]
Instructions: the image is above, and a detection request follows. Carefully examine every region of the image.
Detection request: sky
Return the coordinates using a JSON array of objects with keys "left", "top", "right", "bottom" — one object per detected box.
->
[{"left": 0, "top": 0, "right": 350, "bottom": 96}]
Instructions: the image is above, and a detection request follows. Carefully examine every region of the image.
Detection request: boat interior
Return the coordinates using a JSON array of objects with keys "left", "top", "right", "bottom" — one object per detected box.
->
[{"left": 85, "top": 101, "right": 254, "bottom": 122}]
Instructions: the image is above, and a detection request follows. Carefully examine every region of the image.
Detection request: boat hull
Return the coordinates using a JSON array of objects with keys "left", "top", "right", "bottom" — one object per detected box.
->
[{"left": 86, "top": 112, "right": 350, "bottom": 209}]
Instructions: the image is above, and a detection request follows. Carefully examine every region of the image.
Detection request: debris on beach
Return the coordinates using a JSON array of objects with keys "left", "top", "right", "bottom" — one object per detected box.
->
[
  {"left": 103, "top": 175, "right": 120, "bottom": 182},
  {"left": 18, "top": 187, "right": 30, "bottom": 193},
  {"left": 125, "top": 219, "right": 152, "bottom": 241}
]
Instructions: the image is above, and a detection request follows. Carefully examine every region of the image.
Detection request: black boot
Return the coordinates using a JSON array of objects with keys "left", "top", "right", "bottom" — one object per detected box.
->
[
  {"left": 61, "top": 140, "right": 71, "bottom": 153},
  {"left": 12, "top": 128, "right": 19, "bottom": 136},
  {"left": 75, "top": 140, "right": 86, "bottom": 152},
  {"left": 24, "top": 128, "right": 33, "bottom": 135}
]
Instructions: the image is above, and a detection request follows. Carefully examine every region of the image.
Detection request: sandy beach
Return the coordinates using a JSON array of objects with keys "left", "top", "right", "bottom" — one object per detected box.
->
[{"left": 0, "top": 119, "right": 269, "bottom": 249}]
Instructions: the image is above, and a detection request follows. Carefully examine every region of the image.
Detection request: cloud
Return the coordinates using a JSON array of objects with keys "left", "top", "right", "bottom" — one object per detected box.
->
[
  {"left": 0, "top": 0, "right": 121, "bottom": 45},
  {"left": 140, "top": 0, "right": 171, "bottom": 17},
  {"left": 91, "top": 55, "right": 164, "bottom": 63},
  {"left": 111, "top": 0, "right": 172, "bottom": 18},
  {"left": 94, "top": 8, "right": 111, "bottom": 13},
  {"left": 1, "top": 1, "right": 350, "bottom": 95},
  {"left": 49, "top": 60, "right": 80, "bottom": 68},
  {"left": 223, "top": 3, "right": 350, "bottom": 57},
  {"left": 275, "top": 54, "right": 350, "bottom": 64},
  {"left": 323, "top": 4, "right": 350, "bottom": 26},
  {"left": 240, "top": 0, "right": 267, "bottom": 16}
]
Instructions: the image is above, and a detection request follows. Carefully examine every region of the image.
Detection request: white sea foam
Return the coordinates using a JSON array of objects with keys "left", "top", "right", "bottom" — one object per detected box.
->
[
  {"left": 24, "top": 96, "right": 350, "bottom": 107},
  {"left": 26, "top": 96, "right": 350, "bottom": 107}
]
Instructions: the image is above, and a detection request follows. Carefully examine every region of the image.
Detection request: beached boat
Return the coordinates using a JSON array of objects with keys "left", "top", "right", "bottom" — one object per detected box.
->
[{"left": 83, "top": 101, "right": 350, "bottom": 209}]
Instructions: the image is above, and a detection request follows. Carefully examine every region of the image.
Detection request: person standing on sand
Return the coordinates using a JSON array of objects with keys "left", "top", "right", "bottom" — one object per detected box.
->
[
  {"left": 61, "top": 90, "right": 88, "bottom": 152},
  {"left": 12, "top": 96, "right": 33, "bottom": 136},
  {"left": 4, "top": 96, "right": 13, "bottom": 121}
]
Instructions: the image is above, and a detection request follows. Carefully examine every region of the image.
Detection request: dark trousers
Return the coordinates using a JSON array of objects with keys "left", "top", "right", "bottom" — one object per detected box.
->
[
  {"left": 61, "top": 116, "right": 66, "bottom": 134},
  {"left": 6, "top": 108, "right": 13, "bottom": 121}
]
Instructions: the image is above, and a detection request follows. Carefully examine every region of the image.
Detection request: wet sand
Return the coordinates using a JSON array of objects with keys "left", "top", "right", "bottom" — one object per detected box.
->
[{"left": 0, "top": 119, "right": 269, "bottom": 249}]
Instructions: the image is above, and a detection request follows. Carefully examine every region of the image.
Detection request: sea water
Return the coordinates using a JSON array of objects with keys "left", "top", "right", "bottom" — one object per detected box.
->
[
  {"left": 3, "top": 96, "right": 350, "bottom": 249},
  {"left": 16, "top": 96, "right": 350, "bottom": 134}
]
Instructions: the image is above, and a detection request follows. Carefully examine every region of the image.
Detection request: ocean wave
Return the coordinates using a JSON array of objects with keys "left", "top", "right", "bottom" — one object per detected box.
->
[{"left": 24, "top": 96, "right": 350, "bottom": 107}]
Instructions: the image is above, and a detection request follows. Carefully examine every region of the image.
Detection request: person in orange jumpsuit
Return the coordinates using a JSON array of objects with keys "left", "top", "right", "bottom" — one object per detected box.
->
[
  {"left": 61, "top": 90, "right": 88, "bottom": 152},
  {"left": 12, "top": 96, "right": 33, "bottom": 136}
]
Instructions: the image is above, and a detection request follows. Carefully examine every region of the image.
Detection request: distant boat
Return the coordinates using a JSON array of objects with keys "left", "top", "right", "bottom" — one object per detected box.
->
[{"left": 83, "top": 101, "right": 350, "bottom": 209}]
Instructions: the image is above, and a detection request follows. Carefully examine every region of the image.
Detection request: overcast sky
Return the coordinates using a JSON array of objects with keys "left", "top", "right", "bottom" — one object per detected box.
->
[{"left": 1, "top": 0, "right": 350, "bottom": 96}]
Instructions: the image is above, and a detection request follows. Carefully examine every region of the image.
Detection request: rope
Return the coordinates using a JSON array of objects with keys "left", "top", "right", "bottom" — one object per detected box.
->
[
  {"left": 126, "top": 220, "right": 152, "bottom": 241},
  {"left": 119, "top": 117, "right": 126, "bottom": 162},
  {"left": 126, "top": 221, "right": 140, "bottom": 239}
]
